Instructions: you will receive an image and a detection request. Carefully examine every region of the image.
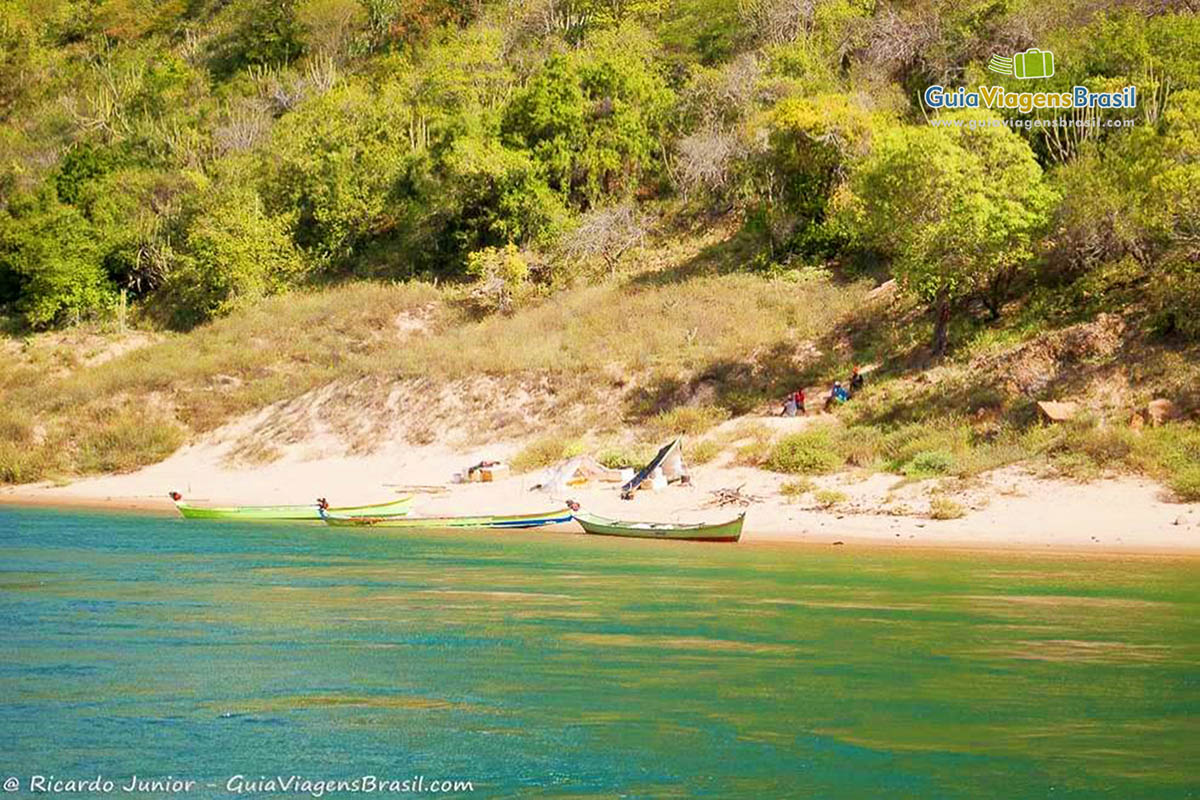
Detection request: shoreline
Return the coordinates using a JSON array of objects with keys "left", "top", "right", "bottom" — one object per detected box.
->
[
  {"left": 3, "top": 414, "right": 1197, "bottom": 558},
  {"left": 5, "top": 485, "right": 1199, "bottom": 558}
]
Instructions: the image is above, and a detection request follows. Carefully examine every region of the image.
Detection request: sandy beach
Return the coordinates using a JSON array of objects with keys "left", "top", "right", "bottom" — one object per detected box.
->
[{"left": 4, "top": 413, "right": 1198, "bottom": 554}]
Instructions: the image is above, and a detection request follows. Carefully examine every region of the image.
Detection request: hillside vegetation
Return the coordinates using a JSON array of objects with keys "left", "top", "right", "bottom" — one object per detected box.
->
[{"left": 1, "top": 0, "right": 1199, "bottom": 494}]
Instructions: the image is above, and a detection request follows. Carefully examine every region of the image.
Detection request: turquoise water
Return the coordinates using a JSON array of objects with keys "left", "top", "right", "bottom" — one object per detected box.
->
[{"left": 1, "top": 507, "right": 1198, "bottom": 799}]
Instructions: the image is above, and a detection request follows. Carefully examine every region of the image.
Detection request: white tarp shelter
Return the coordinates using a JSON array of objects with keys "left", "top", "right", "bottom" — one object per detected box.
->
[
  {"left": 622, "top": 438, "right": 690, "bottom": 497},
  {"left": 533, "top": 456, "right": 631, "bottom": 494}
]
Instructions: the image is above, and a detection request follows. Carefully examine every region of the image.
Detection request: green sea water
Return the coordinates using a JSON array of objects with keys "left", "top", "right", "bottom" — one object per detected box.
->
[{"left": 1, "top": 507, "right": 1197, "bottom": 799}]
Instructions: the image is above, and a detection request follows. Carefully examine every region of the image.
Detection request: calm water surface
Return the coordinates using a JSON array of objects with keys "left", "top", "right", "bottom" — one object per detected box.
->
[{"left": 1, "top": 507, "right": 1198, "bottom": 799}]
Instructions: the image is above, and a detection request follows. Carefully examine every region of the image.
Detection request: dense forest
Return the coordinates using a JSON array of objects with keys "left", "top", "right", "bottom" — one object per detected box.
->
[{"left": 1, "top": 0, "right": 1198, "bottom": 349}]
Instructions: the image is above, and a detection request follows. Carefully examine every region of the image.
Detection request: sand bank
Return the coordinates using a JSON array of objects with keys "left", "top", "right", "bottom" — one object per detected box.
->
[{"left": 3, "top": 427, "right": 1198, "bottom": 555}]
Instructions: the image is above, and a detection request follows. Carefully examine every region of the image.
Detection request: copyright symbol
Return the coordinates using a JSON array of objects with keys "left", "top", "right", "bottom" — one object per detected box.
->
[{"left": 3, "top": 777, "right": 18, "bottom": 792}]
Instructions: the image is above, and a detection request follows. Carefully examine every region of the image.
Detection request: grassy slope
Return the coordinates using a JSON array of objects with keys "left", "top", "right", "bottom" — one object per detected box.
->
[
  {"left": 0, "top": 222, "right": 866, "bottom": 480},
  {"left": 2, "top": 220, "right": 1198, "bottom": 499}
]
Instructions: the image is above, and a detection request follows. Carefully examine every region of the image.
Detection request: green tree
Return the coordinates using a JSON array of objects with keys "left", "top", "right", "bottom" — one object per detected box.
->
[
  {"left": 211, "top": 0, "right": 307, "bottom": 78},
  {"left": 1143, "top": 90, "right": 1200, "bottom": 337},
  {"left": 158, "top": 176, "right": 305, "bottom": 328},
  {"left": 502, "top": 24, "right": 674, "bottom": 204},
  {"left": 0, "top": 193, "right": 114, "bottom": 327},
  {"left": 394, "top": 127, "right": 568, "bottom": 274},
  {"left": 751, "top": 93, "right": 883, "bottom": 260},
  {"left": 83, "top": 167, "right": 190, "bottom": 296},
  {"left": 0, "top": 1, "right": 40, "bottom": 120},
  {"left": 847, "top": 115, "right": 1055, "bottom": 355},
  {"left": 264, "top": 81, "right": 414, "bottom": 263},
  {"left": 658, "top": 0, "right": 742, "bottom": 65}
]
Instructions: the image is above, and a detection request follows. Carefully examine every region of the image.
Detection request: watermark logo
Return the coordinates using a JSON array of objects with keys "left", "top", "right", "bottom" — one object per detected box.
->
[
  {"left": 925, "top": 46, "right": 1135, "bottom": 113},
  {"left": 988, "top": 48, "right": 1055, "bottom": 80}
]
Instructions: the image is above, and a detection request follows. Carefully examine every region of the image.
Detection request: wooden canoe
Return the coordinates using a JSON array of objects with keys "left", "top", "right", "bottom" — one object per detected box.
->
[
  {"left": 172, "top": 494, "right": 412, "bottom": 521},
  {"left": 320, "top": 507, "right": 574, "bottom": 530},
  {"left": 573, "top": 510, "right": 744, "bottom": 542}
]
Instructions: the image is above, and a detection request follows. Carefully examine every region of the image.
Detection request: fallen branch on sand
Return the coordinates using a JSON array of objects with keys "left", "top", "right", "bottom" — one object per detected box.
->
[{"left": 706, "top": 485, "right": 764, "bottom": 507}]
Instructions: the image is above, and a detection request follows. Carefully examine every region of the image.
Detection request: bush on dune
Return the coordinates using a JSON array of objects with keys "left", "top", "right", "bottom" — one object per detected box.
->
[{"left": 766, "top": 431, "right": 844, "bottom": 475}]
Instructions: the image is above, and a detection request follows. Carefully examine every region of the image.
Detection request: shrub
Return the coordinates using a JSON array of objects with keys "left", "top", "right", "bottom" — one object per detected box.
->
[
  {"left": 689, "top": 439, "right": 722, "bottom": 465},
  {"left": 1169, "top": 465, "right": 1200, "bottom": 502},
  {"left": 718, "top": 388, "right": 763, "bottom": 416},
  {"left": 262, "top": 81, "right": 413, "bottom": 261},
  {"left": 766, "top": 431, "right": 844, "bottom": 474},
  {"left": 597, "top": 443, "right": 657, "bottom": 470},
  {"left": 510, "top": 435, "right": 583, "bottom": 472},
  {"left": 421, "top": 132, "right": 570, "bottom": 268},
  {"left": 902, "top": 449, "right": 955, "bottom": 478},
  {"left": 465, "top": 244, "right": 532, "bottom": 315},
  {"left": 0, "top": 441, "right": 57, "bottom": 483},
  {"left": 560, "top": 202, "right": 647, "bottom": 275},
  {"left": 646, "top": 405, "right": 730, "bottom": 438},
  {"left": 1069, "top": 423, "right": 1136, "bottom": 465},
  {"left": 76, "top": 412, "right": 184, "bottom": 474},
  {"left": 929, "top": 496, "right": 966, "bottom": 520},
  {"left": 813, "top": 488, "right": 846, "bottom": 508},
  {"left": 838, "top": 426, "right": 883, "bottom": 468},
  {"left": 880, "top": 422, "right": 971, "bottom": 472},
  {"left": 209, "top": 0, "right": 307, "bottom": 77},
  {"left": 779, "top": 478, "right": 814, "bottom": 498},
  {"left": 1050, "top": 452, "right": 1102, "bottom": 482},
  {"left": 735, "top": 439, "right": 771, "bottom": 466}
]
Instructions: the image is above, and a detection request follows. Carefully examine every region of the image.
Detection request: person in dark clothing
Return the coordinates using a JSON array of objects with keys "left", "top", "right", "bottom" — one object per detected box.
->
[{"left": 849, "top": 366, "right": 864, "bottom": 397}]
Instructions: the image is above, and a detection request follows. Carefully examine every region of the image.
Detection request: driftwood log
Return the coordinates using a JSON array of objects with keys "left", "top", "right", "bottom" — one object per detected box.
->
[{"left": 383, "top": 484, "right": 449, "bottom": 494}]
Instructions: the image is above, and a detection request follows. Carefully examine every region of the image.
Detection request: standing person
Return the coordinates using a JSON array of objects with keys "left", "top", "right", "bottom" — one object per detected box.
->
[
  {"left": 793, "top": 388, "right": 806, "bottom": 416},
  {"left": 781, "top": 394, "right": 797, "bottom": 417},
  {"left": 849, "top": 366, "right": 864, "bottom": 397}
]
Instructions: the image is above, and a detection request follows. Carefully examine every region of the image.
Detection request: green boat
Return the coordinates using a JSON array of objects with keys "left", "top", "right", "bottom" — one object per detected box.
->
[
  {"left": 320, "top": 507, "right": 574, "bottom": 530},
  {"left": 573, "top": 510, "right": 744, "bottom": 542},
  {"left": 170, "top": 492, "right": 412, "bottom": 521}
]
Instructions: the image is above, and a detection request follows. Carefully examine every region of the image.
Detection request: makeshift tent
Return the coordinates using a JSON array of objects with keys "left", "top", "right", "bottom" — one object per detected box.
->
[
  {"left": 622, "top": 439, "right": 690, "bottom": 497},
  {"left": 533, "top": 456, "right": 631, "bottom": 494}
]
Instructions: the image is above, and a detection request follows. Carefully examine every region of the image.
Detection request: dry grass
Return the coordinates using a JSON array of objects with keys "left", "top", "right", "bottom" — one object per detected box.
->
[
  {"left": 929, "top": 495, "right": 966, "bottom": 520},
  {"left": 689, "top": 439, "right": 722, "bottom": 464},
  {"left": 813, "top": 488, "right": 847, "bottom": 509},
  {"left": 0, "top": 282, "right": 442, "bottom": 482},
  {"left": 724, "top": 421, "right": 774, "bottom": 467},
  {"left": 5, "top": 219, "right": 1200, "bottom": 495},
  {"left": 509, "top": 435, "right": 586, "bottom": 473},
  {"left": 0, "top": 233, "right": 869, "bottom": 484},
  {"left": 644, "top": 405, "right": 730, "bottom": 439},
  {"left": 779, "top": 478, "right": 815, "bottom": 499}
]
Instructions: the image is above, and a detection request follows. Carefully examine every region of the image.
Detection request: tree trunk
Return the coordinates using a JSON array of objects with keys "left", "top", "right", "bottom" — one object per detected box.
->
[
  {"left": 986, "top": 270, "right": 1012, "bottom": 321},
  {"left": 932, "top": 296, "right": 951, "bottom": 358}
]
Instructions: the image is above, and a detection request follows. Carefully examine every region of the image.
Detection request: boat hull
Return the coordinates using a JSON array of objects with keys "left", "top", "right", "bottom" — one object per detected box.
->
[
  {"left": 322, "top": 508, "right": 574, "bottom": 530},
  {"left": 574, "top": 511, "right": 744, "bottom": 542},
  {"left": 174, "top": 497, "right": 412, "bottom": 521}
]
